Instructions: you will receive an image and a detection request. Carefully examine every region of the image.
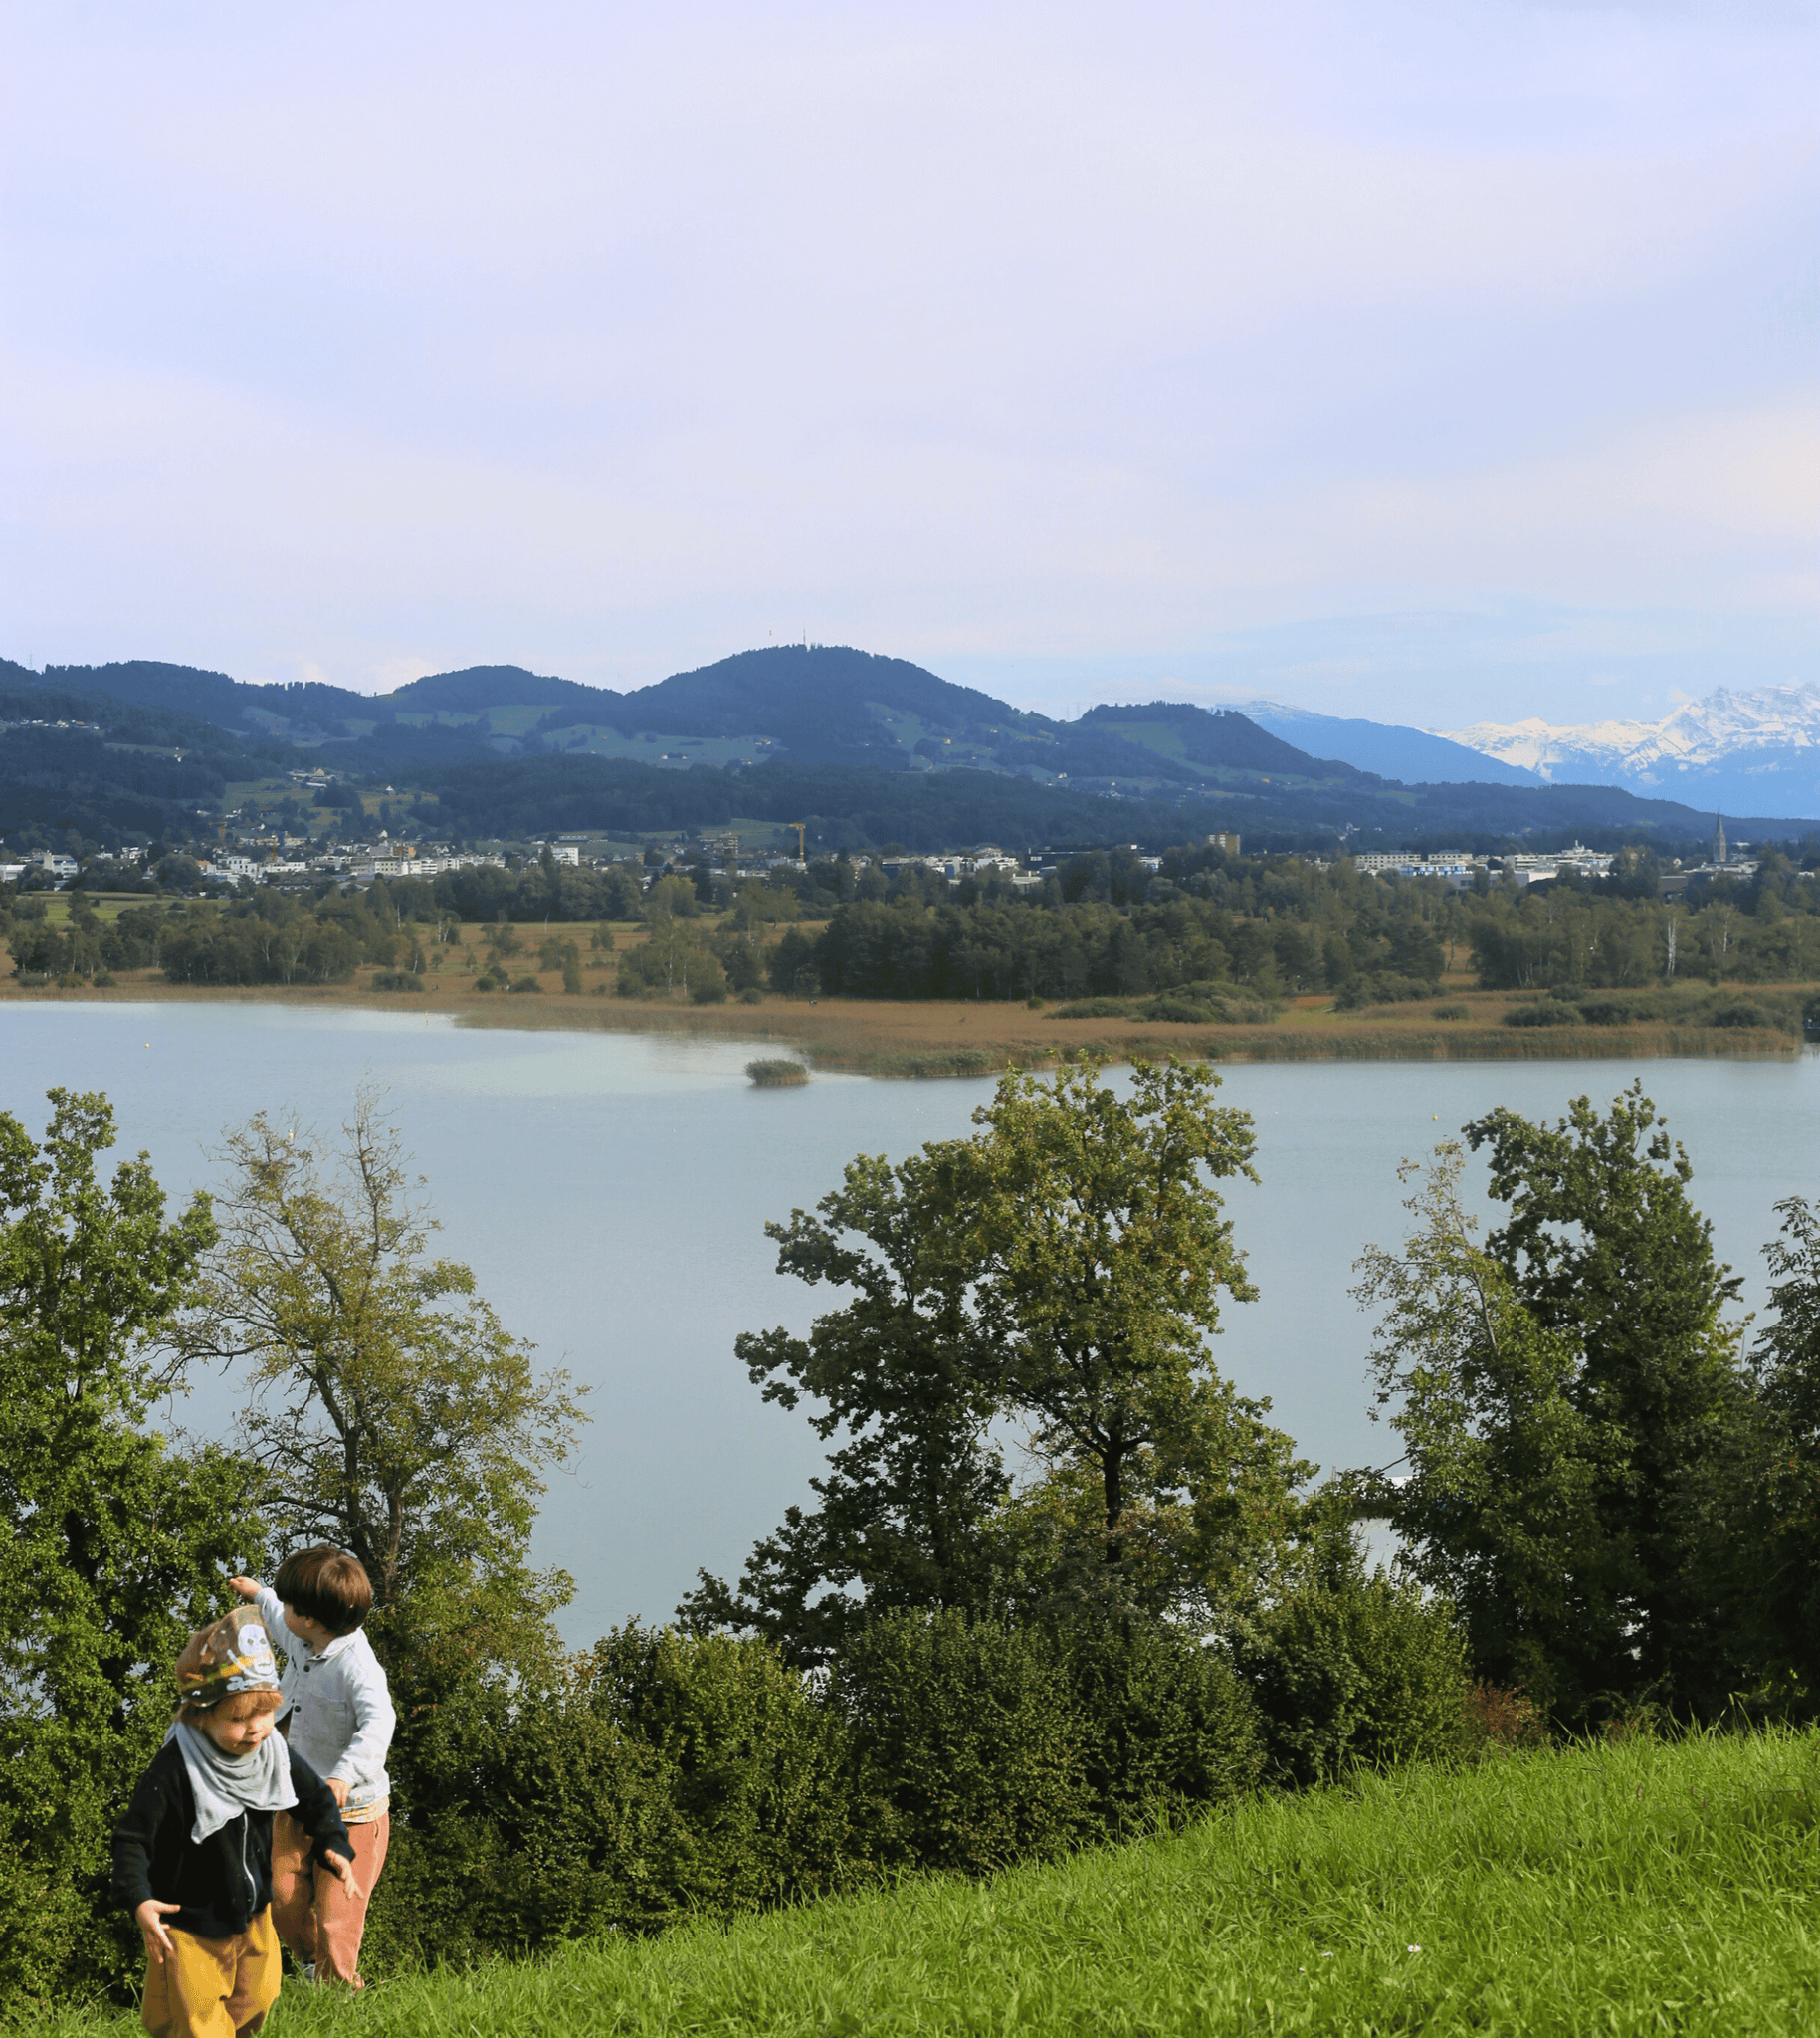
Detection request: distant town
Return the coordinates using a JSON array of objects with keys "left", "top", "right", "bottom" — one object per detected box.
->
[{"left": 0, "top": 814, "right": 1781, "bottom": 900}]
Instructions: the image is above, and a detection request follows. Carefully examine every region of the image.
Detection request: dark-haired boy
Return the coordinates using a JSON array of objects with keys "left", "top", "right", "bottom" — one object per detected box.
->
[
  {"left": 112, "top": 1604, "right": 361, "bottom": 2038},
  {"left": 229, "top": 1548, "right": 395, "bottom": 1989}
]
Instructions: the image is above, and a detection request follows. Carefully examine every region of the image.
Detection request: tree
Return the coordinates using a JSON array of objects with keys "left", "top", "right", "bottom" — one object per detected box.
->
[
  {"left": 180, "top": 1091, "right": 586, "bottom": 1688},
  {"left": 695, "top": 1057, "right": 1305, "bottom": 1651},
  {"left": 969, "top": 1059, "right": 1271, "bottom": 1580},
  {"left": 680, "top": 1144, "right": 1010, "bottom": 1665},
  {"left": 0, "top": 1091, "right": 259, "bottom": 2008},
  {"left": 1357, "top": 1086, "right": 1753, "bottom": 1722},
  {"left": 1742, "top": 1195, "right": 1820, "bottom": 1699}
]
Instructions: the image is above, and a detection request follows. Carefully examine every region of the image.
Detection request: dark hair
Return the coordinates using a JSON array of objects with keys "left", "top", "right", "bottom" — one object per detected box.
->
[{"left": 275, "top": 1544, "right": 373, "bottom": 1636}]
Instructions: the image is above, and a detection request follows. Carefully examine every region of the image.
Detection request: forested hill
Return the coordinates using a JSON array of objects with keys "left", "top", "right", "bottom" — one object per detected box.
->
[
  {"left": 7, "top": 647, "right": 1820, "bottom": 851},
  {"left": 15, "top": 646, "right": 1366, "bottom": 781}
]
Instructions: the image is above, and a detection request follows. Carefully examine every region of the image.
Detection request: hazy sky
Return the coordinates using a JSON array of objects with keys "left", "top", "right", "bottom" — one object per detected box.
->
[{"left": 4, "top": 1, "right": 1816, "bottom": 727}]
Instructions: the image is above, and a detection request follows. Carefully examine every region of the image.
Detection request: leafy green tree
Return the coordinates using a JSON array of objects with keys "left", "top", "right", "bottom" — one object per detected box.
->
[
  {"left": 1742, "top": 1195, "right": 1820, "bottom": 1700},
  {"left": 1357, "top": 1086, "right": 1753, "bottom": 1721},
  {"left": 680, "top": 1145, "right": 1010, "bottom": 1664},
  {"left": 969, "top": 1060, "right": 1275, "bottom": 1586},
  {"left": 180, "top": 1092, "right": 586, "bottom": 1695},
  {"left": 696, "top": 1058, "right": 1305, "bottom": 1651},
  {"left": 0, "top": 1092, "right": 259, "bottom": 2008}
]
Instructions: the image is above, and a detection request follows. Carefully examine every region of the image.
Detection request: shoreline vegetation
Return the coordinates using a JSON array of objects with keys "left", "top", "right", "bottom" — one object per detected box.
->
[
  {"left": 2, "top": 960, "right": 1810, "bottom": 1078},
  {"left": 8, "top": 840, "right": 1820, "bottom": 1074}
]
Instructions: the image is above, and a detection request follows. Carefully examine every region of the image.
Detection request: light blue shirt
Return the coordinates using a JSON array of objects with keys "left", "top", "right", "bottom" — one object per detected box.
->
[{"left": 256, "top": 1585, "right": 395, "bottom": 1816}]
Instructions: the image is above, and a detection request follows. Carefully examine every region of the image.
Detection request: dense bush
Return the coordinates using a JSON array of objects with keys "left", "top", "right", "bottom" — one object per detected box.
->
[
  {"left": 371, "top": 1627, "right": 855, "bottom": 1969},
  {"left": 1332, "top": 971, "right": 1440, "bottom": 1009},
  {"left": 832, "top": 1613, "right": 1086, "bottom": 1876},
  {"left": 356, "top": 1610, "right": 1269, "bottom": 1976},
  {"left": 1057, "top": 1619, "right": 1264, "bottom": 1838},
  {"left": 1234, "top": 1564, "right": 1471, "bottom": 1786}
]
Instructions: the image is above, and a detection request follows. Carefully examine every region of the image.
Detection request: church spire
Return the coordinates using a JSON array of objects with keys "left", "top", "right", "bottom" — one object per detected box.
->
[{"left": 1715, "top": 811, "right": 1726, "bottom": 866}]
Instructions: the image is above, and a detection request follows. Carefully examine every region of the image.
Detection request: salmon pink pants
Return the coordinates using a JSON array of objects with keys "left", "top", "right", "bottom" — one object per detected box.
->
[{"left": 269, "top": 1809, "right": 389, "bottom": 1987}]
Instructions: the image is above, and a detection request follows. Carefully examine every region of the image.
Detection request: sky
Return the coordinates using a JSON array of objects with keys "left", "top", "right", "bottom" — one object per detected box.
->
[{"left": 3, "top": 0, "right": 1817, "bottom": 731}]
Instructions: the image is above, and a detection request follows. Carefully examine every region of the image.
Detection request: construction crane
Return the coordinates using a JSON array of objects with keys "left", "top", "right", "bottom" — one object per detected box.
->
[{"left": 790, "top": 822, "right": 806, "bottom": 864}]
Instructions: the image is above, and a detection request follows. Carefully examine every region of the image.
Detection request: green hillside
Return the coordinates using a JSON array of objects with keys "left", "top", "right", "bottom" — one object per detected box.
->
[
  {"left": 8, "top": 647, "right": 1820, "bottom": 850},
  {"left": 47, "top": 1729, "right": 1820, "bottom": 2037}
]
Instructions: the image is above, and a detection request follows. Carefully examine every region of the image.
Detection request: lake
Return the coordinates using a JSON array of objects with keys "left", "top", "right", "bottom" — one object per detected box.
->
[{"left": 4, "top": 1001, "right": 1818, "bottom": 1644}]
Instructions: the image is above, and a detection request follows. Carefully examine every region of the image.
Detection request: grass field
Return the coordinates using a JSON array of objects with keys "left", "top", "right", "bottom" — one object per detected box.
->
[{"left": 40, "top": 1728, "right": 1820, "bottom": 2036}]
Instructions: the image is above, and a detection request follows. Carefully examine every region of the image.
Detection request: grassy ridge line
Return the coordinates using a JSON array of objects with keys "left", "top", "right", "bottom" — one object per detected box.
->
[{"left": 47, "top": 1730, "right": 1820, "bottom": 2036}]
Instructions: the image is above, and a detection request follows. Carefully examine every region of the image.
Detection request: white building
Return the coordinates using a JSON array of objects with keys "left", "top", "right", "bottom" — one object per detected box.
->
[
  {"left": 1350, "top": 851, "right": 1477, "bottom": 877},
  {"left": 1501, "top": 843, "right": 1614, "bottom": 882}
]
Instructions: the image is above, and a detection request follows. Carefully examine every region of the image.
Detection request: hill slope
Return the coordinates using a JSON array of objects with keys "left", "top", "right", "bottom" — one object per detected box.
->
[
  {"left": 48, "top": 1729, "right": 1820, "bottom": 2037},
  {"left": 7, "top": 648, "right": 1820, "bottom": 849}
]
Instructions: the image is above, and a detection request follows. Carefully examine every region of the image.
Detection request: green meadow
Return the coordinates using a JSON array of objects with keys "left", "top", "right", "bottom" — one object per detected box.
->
[{"left": 47, "top": 1729, "right": 1820, "bottom": 2037}]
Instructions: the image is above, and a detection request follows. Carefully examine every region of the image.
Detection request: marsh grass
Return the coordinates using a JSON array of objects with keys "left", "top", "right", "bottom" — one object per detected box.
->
[
  {"left": 41, "top": 1728, "right": 1820, "bottom": 2036},
  {"left": 745, "top": 1058, "right": 810, "bottom": 1086}
]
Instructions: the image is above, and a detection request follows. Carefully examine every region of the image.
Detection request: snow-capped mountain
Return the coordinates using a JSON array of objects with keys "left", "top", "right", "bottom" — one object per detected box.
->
[{"left": 1440, "top": 683, "right": 1820, "bottom": 815}]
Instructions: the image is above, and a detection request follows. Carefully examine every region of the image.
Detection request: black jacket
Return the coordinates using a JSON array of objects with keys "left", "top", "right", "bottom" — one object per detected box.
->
[{"left": 112, "top": 1737, "right": 355, "bottom": 1940}]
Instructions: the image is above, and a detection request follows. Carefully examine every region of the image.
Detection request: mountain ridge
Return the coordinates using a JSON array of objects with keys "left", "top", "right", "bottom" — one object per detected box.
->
[
  {"left": 1440, "top": 682, "right": 1820, "bottom": 815},
  {"left": 6, "top": 647, "right": 1820, "bottom": 849}
]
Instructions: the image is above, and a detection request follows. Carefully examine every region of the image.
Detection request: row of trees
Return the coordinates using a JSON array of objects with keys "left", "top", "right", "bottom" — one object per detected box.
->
[
  {"left": 778, "top": 893, "right": 1445, "bottom": 1003},
  {"left": 10, "top": 1057, "right": 1820, "bottom": 2007},
  {"left": 12, "top": 835, "right": 1817, "bottom": 1002},
  {"left": 1469, "top": 880, "right": 1820, "bottom": 989},
  {"left": 769, "top": 849, "right": 1820, "bottom": 1005},
  {"left": 697, "top": 1066, "right": 1820, "bottom": 1732}
]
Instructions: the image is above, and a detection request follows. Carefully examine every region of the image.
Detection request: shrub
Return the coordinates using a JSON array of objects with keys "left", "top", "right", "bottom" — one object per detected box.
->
[
  {"left": 1057, "top": 1620, "right": 1263, "bottom": 1838},
  {"left": 1504, "top": 999, "right": 1580, "bottom": 1028},
  {"left": 746, "top": 1060, "right": 809, "bottom": 1087},
  {"left": 1234, "top": 1565, "right": 1471, "bottom": 1785},
  {"left": 585, "top": 1626, "right": 855, "bottom": 1912},
  {"left": 830, "top": 1611, "right": 1084, "bottom": 1875},
  {"left": 1142, "top": 991, "right": 1233, "bottom": 1025},
  {"left": 1708, "top": 1000, "right": 1775, "bottom": 1030},
  {"left": 369, "top": 970, "right": 423, "bottom": 992},
  {"left": 1333, "top": 973, "right": 1439, "bottom": 1010},
  {"left": 366, "top": 1627, "right": 853, "bottom": 1969},
  {"left": 1054, "top": 996, "right": 1137, "bottom": 1020},
  {"left": 1464, "top": 1681, "right": 1549, "bottom": 1754}
]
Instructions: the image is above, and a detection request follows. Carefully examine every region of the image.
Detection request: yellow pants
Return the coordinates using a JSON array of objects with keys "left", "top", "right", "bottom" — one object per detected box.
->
[{"left": 140, "top": 1908, "right": 281, "bottom": 2038}]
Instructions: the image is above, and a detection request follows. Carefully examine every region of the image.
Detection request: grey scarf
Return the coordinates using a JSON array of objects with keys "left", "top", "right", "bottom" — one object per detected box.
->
[{"left": 168, "top": 1721, "right": 297, "bottom": 1843}]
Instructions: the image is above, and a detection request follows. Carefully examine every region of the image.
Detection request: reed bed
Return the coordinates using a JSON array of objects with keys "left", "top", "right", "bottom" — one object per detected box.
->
[{"left": 745, "top": 1058, "right": 810, "bottom": 1086}]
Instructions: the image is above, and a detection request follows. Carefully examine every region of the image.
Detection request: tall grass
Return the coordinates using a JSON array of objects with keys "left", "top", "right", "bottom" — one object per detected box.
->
[{"left": 44, "top": 1727, "right": 1820, "bottom": 2036}]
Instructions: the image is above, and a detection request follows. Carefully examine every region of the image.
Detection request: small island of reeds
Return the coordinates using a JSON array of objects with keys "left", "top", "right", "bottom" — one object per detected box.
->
[{"left": 746, "top": 1058, "right": 810, "bottom": 1087}]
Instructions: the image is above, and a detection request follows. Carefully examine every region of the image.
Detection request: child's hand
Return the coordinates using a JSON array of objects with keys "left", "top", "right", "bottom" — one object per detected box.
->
[
  {"left": 325, "top": 1775, "right": 350, "bottom": 1807},
  {"left": 320, "top": 1852, "right": 364, "bottom": 1906},
  {"left": 227, "top": 1575, "right": 261, "bottom": 1601},
  {"left": 136, "top": 1899, "right": 181, "bottom": 1963}
]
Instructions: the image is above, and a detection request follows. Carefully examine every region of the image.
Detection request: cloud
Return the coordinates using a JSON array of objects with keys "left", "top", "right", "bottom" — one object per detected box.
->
[{"left": 1, "top": 0, "right": 1816, "bottom": 712}]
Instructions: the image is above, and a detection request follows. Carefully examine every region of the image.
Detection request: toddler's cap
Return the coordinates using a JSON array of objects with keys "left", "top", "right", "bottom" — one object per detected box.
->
[{"left": 175, "top": 1605, "right": 282, "bottom": 1711}]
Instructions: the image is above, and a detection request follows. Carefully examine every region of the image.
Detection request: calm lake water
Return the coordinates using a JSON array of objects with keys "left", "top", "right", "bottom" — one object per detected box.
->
[{"left": 5, "top": 1001, "right": 1818, "bottom": 1644}]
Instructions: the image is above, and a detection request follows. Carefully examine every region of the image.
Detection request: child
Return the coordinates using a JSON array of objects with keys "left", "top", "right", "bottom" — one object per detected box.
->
[
  {"left": 112, "top": 1604, "right": 360, "bottom": 2038},
  {"left": 228, "top": 1548, "right": 395, "bottom": 1989}
]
